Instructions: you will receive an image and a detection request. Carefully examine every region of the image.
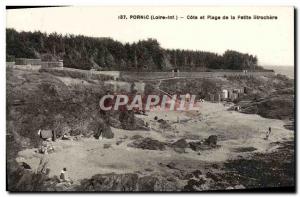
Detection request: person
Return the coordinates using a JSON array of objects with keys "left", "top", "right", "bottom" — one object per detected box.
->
[
  {"left": 265, "top": 127, "right": 272, "bottom": 140},
  {"left": 62, "top": 134, "right": 70, "bottom": 140},
  {"left": 37, "top": 156, "right": 49, "bottom": 174},
  {"left": 60, "top": 167, "right": 71, "bottom": 183},
  {"left": 39, "top": 141, "right": 48, "bottom": 154}
]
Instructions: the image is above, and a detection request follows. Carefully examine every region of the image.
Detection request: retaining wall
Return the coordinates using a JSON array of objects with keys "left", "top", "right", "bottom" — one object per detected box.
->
[
  {"left": 120, "top": 71, "right": 275, "bottom": 80},
  {"left": 15, "top": 58, "right": 41, "bottom": 65}
]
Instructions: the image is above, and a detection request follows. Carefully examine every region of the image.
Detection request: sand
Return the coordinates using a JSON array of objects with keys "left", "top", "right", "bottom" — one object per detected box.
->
[{"left": 16, "top": 101, "right": 294, "bottom": 183}]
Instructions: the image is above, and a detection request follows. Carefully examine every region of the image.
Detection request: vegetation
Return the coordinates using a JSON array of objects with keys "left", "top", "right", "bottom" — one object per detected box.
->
[{"left": 6, "top": 28, "right": 258, "bottom": 71}]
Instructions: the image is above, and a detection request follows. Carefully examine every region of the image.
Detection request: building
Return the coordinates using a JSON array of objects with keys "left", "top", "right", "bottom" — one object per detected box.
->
[{"left": 222, "top": 89, "right": 228, "bottom": 99}]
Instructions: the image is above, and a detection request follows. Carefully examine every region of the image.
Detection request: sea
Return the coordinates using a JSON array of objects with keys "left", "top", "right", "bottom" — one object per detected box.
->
[{"left": 264, "top": 66, "right": 294, "bottom": 79}]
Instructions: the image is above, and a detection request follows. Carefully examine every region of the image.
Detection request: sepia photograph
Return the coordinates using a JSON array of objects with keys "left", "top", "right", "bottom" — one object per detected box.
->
[{"left": 5, "top": 6, "right": 295, "bottom": 192}]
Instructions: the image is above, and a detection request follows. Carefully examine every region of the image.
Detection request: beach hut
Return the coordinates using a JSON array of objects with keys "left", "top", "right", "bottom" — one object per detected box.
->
[
  {"left": 222, "top": 89, "right": 228, "bottom": 99},
  {"left": 185, "top": 93, "right": 191, "bottom": 102},
  {"left": 38, "top": 129, "right": 57, "bottom": 141}
]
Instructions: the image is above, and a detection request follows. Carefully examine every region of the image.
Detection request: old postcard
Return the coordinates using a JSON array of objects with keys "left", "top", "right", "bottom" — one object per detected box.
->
[{"left": 6, "top": 6, "right": 295, "bottom": 192}]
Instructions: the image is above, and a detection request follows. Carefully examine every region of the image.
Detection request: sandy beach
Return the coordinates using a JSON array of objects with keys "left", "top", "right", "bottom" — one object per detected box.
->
[{"left": 16, "top": 101, "right": 293, "bottom": 183}]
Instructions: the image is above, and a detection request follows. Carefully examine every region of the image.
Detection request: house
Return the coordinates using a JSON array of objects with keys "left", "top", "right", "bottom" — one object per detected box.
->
[
  {"left": 38, "top": 129, "right": 57, "bottom": 141},
  {"left": 222, "top": 89, "right": 228, "bottom": 99}
]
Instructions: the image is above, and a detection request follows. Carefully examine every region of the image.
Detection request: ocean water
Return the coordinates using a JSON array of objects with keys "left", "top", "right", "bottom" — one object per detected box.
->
[{"left": 264, "top": 66, "right": 294, "bottom": 79}]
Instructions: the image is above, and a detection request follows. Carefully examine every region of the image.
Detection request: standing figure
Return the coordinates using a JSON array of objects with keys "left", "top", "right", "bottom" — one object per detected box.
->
[{"left": 265, "top": 127, "right": 272, "bottom": 140}]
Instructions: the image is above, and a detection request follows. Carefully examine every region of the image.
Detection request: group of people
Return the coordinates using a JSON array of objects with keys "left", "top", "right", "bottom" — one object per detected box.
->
[{"left": 37, "top": 129, "right": 73, "bottom": 184}]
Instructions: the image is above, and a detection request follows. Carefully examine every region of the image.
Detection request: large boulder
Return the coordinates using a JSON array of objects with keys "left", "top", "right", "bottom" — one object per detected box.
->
[
  {"left": 189, "top": 136, "right": 219, "bottom": 151},
  {"left": 128, "top": 137, "right": 166, "bottom": 151},
  {"left": 189, "top": 141, "right": 203, "bottom": 151},
  {"left": 89, "top": 118, "right": 114, "bottom": 139},
  {"left": 171, "top": 139, "right": 189, "bottom": 149},
  {"left": 171, "top": 138, "right": 189, "bottom": 153},
  {"left": 204, "top": 135, "right": 218, "bottom": 146}
]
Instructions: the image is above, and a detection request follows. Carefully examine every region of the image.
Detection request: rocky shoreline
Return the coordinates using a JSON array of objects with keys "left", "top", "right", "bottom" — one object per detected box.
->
[
  {"left": 76, "top": 140, "right": 295, "bottom": 192},
  {"left": 9, "top": 139, "right": 294, "bottom": 192}
]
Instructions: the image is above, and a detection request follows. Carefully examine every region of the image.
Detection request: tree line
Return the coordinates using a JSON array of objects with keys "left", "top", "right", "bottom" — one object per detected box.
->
[{"left": 6, "top": 28, "right": 258, "bottom": 71}]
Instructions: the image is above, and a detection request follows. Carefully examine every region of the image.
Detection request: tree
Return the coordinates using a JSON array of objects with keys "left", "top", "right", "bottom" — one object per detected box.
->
[{"left": 6, "top": 28, "right": 259, "bottom": 71}]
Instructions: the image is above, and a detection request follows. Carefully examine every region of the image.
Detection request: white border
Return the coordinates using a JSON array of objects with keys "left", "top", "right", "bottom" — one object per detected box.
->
[{"left": 0, "top": 0, "right": 298, "bottom": 196}]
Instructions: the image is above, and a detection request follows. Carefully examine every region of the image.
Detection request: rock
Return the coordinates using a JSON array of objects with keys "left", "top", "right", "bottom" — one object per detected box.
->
[
  {"left": 205, "top": 135, "right": 218, "bottom": 146},
  {"left": 241, "top": 93, "right": 294, "bottom": 120},
  {"left": 137, "top": 176, "right": 159, "bottom": 191},
  {"left": 206, "top": 172, "right": 220, "bottom": 182},
  {"left": 182, "top": 178, "right": 206, "bottom": 191},
  {"left": 103, "top": 144, "right": 111, "bottom": 149},
  {"left": 90, "top": 119, "right": 114, "bottom": 139},
  {"left": 183, "top": 173, "right": 194, "bottom": 180},
  {"left": 191, "top": 170, "right": 202, "bottom": 178},
  {"left": 20, "top": 162, "right": 31, "bottom": 170},
  {"left": 128, "top": 137, "right": 166, "bottom": 151},
  {"left": 116, "top": 140, "right": 123, "bottom": 145},
  {"left": 130, "top": 135, "right": 143, "bottom": 140},
  {"left": 183, "top": 170, "right": 202, "bottom": 180},
  {"left": 233, "top": 147, "right": 257, "bottom": 153},
  {"left": 158, "top": 120, "right": 171, "bottom": 130},
  {"left": 173, "top": 147, "right": 186, "bottom": 154},
  {"left": 189, "top": 141, "right": 202, "bottom": 151},
  {"left": 212, "top": 164, "right": 219, "bottom": 169},
  {"left": 234, "top": 184, "right": 246, "bottom": 189},
  {"left": 101, "top": 125, "right": 114, "bottom": 139},
  {"left": 189, "top": 136, "right": 219, "bottom": 151},
  {"left": 137, "top": 175, "right": 179, "bottom": 191},
  {"left": 171, "top": 138, "right": 189, "bottom": 149},
  {"left": 226, "top": 186, "right": 234, "bottom": 190},
  {"left": 37, "top": 157, "right": 49, "bottom": 174},
  {"left": 79, "top": 173, "right": 138, "bottom": 191},
  {"left": 284, "top": 123, "right": 294, "bottom": 131},
  {"left": 185, "top": 134, "right": 201, "bottom": 140},
  {"left": 171, "top": 139, "right": 188, "bottom": 153},
  {"left": 79, "top": 173, "right": 179, "bottom": 191},
  {"left": 55, "top": 182, "right": 72, "bottom": 191},
  {"left": 166, "top": 162, "right": 177, "bottom": 169},
  {"left": 144, "top": 168, "right": 154, "bottom": 172},
  {"left": 172, "top": 170, "right": 186, "bottom": 180},
  {"left": 157, "top": 119, "right": 164, "bottom": 123},
  {"left": 119, "top": 110, "right": 145, "bottom": 130}
]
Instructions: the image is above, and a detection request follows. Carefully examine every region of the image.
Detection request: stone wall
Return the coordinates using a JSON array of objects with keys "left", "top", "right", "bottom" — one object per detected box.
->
[
  {"left": 120, "top": 71, "right": 275, "bottom": 81},
  {"left": 41, "top": 61, "right": 63, "bottom": 68},
  {"left": 15, "top": 58, "right": 41, "bottom": 65}
]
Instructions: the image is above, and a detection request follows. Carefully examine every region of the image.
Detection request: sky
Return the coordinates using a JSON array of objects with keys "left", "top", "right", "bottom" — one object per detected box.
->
[{"left": 6, "top": 6, "right": 294, "bottom": 66}]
